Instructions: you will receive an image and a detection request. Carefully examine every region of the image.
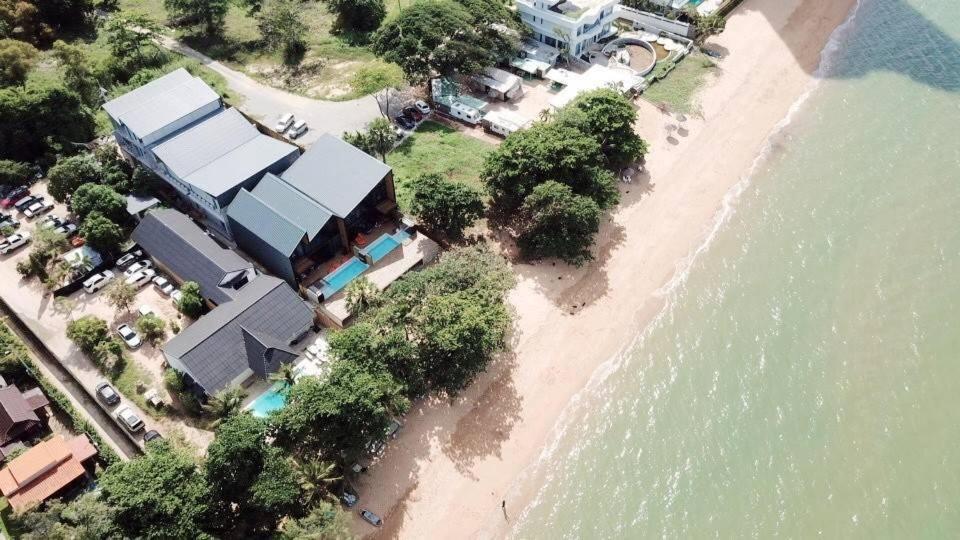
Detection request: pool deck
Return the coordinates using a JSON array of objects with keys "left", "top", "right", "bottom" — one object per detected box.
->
[{"left": 319, "top": 232, "right": 440, "bottom": 327}]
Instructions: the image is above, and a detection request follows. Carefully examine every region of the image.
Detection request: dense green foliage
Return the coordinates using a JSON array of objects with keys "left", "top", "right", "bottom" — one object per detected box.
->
[
  {"left": 176, "top": 281, "right": 205, "bottom": 318},
  {"left": 99, "top": 441, "right": 211, "bottom": 539},
  {"left": 66, "top": 315, "right": 110, "bottom": 355},
  {"left": 409, "top": 172, "right": 484, "bottom": 238},
  {"left": 482, "top": 122, "right": 618, "bottom": 211},
  {"left": 371, "top": 0, "right": 520, "bottom": 83},
  {"left": 322, "top": 0, "right": 385, "bottom": 33},
  {"left": 72, "top": 184, "right": 126, "bottom": 221},
  {"left": 0, "top": 38, "right": 38, "bottom": 86},
  {"left": 135, "top": 313, "right": 166, "bottom": 345},
  {"left": 343, "top": 117, "right": 395, "bottom": 161},
  {"left": 279, "top": 501, "right": 353, "bottom": 539},
  {"left": 47, "top": 154, "right": 99, "bottom": 202},
  {"left": 482, "top": 89, "right": 646, "bottom": 263},
  {"left": 329, "top": 244, "right": 514, "bottom": 398},
  {"left": 272, "top": 360, "right": 409, "bottom": 459},
  {"left": 165, "top": 0, "right": 230, "bottom": 35},
  {"left": 0, "top": 0, "right": 93, "bottom": 45},
  {"left": 0, "top": 159, "right": 32, "bottom": 187},
  {"left": 555, "top": 89, "right": 648, "bottom": 169},
  {"left": 257, "top": 0, "right": 308, "bottom": 64},
  {"left": 51, "top": 39, "right": 99, "bottom": 105},
  {"left": 517, "top": 181, "right": 601, "bottom": 265},
  {"left": 0, "top": 79, "right": 95, "bottom": 163},
  {"left": 16, "top": 492, "right": 118, "bottom": 539},
  {"left": 79, "top": 211, "right": 125, "bottom": 254}
]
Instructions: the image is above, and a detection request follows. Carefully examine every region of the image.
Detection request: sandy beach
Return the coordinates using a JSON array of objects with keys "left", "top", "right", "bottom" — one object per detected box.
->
[{"left": 350, "top": 0, "right": 859, "bottom": 537}]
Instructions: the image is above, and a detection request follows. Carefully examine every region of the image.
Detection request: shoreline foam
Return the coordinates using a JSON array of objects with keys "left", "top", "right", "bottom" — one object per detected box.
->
[{"left": 349, "top": 0, "right": 861, "bottom": 537}]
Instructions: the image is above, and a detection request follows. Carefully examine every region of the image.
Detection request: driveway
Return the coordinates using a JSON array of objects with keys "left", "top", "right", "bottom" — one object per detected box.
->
[{"left": 155, "top": 35, "right": 383, "bottom": 146}]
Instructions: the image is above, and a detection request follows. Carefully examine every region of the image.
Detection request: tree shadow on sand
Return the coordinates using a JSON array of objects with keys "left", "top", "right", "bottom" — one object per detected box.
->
[{"left": 440, "top": 350, "right": 522, "bottom": 477}]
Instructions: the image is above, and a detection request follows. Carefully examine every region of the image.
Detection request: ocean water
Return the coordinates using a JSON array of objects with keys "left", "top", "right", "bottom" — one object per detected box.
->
[{"left": 511, "top": 0, "right": 960, "bottom": 537}]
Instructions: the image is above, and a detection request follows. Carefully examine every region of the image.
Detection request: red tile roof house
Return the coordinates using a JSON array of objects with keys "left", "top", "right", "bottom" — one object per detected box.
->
[
  {"left": 0, "top": 385, "right": 50, "bottom": 456},
  {"left": 0, "top": 435, "right": 97, "bottom": 514}
]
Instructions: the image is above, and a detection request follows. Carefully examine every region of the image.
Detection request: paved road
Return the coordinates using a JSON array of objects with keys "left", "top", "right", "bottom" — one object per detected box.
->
[
  {"left": 155, "top": 35, "right": 383, "bottom": 146},
  {"left": 0, "top": 299, "right": 141, "bottom": 461}
]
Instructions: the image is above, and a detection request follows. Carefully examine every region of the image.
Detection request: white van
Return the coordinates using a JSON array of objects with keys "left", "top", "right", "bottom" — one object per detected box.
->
[
  {"left": 287, "top": 119, "right": 308, "bottom": 139},
  {"left": 83, "top": 270, "right": 115, "bottom": 293}
]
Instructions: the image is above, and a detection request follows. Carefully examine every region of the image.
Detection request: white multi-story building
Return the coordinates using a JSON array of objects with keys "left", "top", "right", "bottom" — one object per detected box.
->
[{"left": 516, "top": 0, "right": 619, "bottom": 60}]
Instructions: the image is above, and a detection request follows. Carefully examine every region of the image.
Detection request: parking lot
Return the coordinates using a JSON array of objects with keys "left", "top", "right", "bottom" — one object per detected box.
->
[{"left": 0, "top": 181, "right": 213, "bottom": 452}]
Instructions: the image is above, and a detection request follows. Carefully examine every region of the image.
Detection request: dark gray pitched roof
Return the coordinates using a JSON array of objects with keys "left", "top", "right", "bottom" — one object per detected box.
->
[
  {"left": 152, "top": 109, "right": 298, "bottom": 197},
  {"left": 0, "top": 387, "right": 40, "bottom": 441},
  {"left": 163, "top": 276, "right": 314, "bottom": 395},
  {"left": 132, "top": 209, "right": 254, "bottom": 305},
  {"left": 227, "top": 189, "right": 307, "bottom": 257},
  {"left": 280, "top": 133, "right": 391, "bottom": 217}
]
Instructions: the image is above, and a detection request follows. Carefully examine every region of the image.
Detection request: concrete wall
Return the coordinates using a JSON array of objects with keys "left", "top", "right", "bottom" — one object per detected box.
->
[{"left": 614, "top": 5, "right": 696, "bottom": 38}]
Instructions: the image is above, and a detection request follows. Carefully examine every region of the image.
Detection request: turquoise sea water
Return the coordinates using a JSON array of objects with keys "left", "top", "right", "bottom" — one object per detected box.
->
[{"left": 511, "top": 0, "right": 960, "bottom": 537}]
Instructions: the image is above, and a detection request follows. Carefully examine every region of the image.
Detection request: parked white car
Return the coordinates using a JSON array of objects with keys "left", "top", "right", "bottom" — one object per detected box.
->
[
  {"left": 23, "top": 200, "right": 54, "bottom": 219},
  {"left": 40, "top": 214, "right": 63, "bottom": 229},
  {"left": 152, "top": 276, "right": 175, "bottom": 296},
  {"left": 82, "top": 269, "right": 115, "bottom": 293},
  {"left": 115, "top": 406, "right": 144, "bottom": 432},
  {"left": 124, "top": 268, "right": 156, "bottom": 288},
  {"left": 414, "top": 100, "right": 432, "bottom": 115},
  {"left": 170, "top": 289, "right": 183, "bottom": 305},
  {"left": 124, "top": 260, "right": 153, "bottom": 277},
  {"left": 138, "top": 304, "right": 156, "bottom": 318},
  {"left": 116, "top": 324, "right": 142, "bottom": 349},
  {"left": 0, "top": 232, "right": 30, "bottom": 254},
  {"left": 54, "top": 222, "right": 78, "bottom": 237},
  {"left": 287, "top": 119, "right": 308, "bottom": 139},
  {"left": 274, "top": 112, "right": 295, "bottom": 133}
]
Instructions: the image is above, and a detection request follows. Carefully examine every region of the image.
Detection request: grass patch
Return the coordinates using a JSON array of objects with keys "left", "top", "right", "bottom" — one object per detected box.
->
[
  {"left": 386, "top": 121, "right": 494, "bottom": 212},
  {"left": 642, "top": 52, "right": 718, "bottom": 115},
  {"left": 118, "top": 0, "right": 410, "bottom": 100},
  {"left": 113, "top": 357, "right": 162, "bottom": 419}
]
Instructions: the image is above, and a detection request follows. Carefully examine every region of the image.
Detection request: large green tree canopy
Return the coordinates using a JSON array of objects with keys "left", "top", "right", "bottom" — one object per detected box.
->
[
  {"left": 371, "top": 0, "right": 521, "bottom": 83},
  {"left": 98, "top": 441, "right": 210, "bottom": 539},
  {"left": 0, "top": 80, "right": 95, "bottom": 162}
]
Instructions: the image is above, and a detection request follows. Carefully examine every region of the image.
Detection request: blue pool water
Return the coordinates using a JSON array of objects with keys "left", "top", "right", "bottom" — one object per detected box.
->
[
  {"left": 320, "top": 257, "right": 369, "bottom": 298},
  {"left": 364, "top": 233, "right": 401, "bottom": 262},
  {"left": 249, "top": 383, "right": 288, "bottom": 417}
]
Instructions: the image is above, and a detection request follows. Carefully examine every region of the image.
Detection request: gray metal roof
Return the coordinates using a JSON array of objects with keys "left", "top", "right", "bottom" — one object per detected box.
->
[
  {"left": 152, "top": 108, "right": 259, "bottom": 178},
  {"left": 162, "top": 276, "right": 313, "bottom": 395},
  {"left": 152, "top": 108, "right": 298, "bottom": 197},
  {"left": 227, "top": 189, "right": 306, "bottom": 257},
  {"left": 126, "top": 194, "right": 160, "bottom": 216},
  {"left": 280, "top": 134, "right": 391, "bottom": 218},
  {"left": 252, "top": 173, "right": 332, "bottom": 240},
  {"left": 187, "top": 136, "right": 298, "bottom": 197},
  {"left": 131, "top": 209, "right": 253, "bottom": 305},
  {"left": 102, "top": 69, "right": 220, "bottom": 140}
]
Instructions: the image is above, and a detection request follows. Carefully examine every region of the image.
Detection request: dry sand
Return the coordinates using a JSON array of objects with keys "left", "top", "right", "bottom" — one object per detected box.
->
[{"left": 351, "top": 0, "right": 859, "bottom": 537}]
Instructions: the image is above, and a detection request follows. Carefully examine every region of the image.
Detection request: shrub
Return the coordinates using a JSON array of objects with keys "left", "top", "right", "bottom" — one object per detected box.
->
[
  {"left": 409, "top": 173, "right": 484, "bottom": 239},
  {"left": 176, "top": 281, "right": 204, "bottom": 319}
]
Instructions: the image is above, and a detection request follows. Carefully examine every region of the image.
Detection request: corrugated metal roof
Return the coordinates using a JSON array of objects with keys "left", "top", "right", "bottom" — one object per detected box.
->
[
  {"left": 102, "top": 68, "right": 193, "bottom": 120},
  {"left": 186, "top": 136, "right": 298, "bottom": 197},
  {"left": 162, "top": 276, "right": 313, "bottom": 395},
  {"left": 227, "top": 189, "right": 306, "bottom": 256},
  {"left": 105, "top": 70, "right": 220, "bottom": 140},
  {"left": 152, "top": 108, "right": 259, "bottom": 178},
  {"left": 0, "top": 387, "right": 40, "bottom": 442},
  {"left": 253, "top": 173, "right": 332, "bottom": 240},
  {"left": 280, "top": 134, "right": 391, "bottom": 218},
  {"left": 131, "top": 209, "right": 253, "bottom": 305}
]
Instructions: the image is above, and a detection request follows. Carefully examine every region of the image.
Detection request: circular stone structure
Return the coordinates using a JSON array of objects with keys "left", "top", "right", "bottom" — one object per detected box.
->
[{"left": 602, "top": 37, "right": 658, "bottom": 76}]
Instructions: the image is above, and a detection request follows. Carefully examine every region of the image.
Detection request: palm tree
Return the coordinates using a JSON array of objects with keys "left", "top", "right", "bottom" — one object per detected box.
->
[
  {"left": 293, "top": 458, "right": 342, "bottom": 506},
  {"left": 269, "top": 362, "right": 297, "bottom": 389},
  {"left": 202, "top": 385, "right": 247, "bottom": 426},
  {"left": 344, "top": 277, "right": 380, "bottom": 316}
]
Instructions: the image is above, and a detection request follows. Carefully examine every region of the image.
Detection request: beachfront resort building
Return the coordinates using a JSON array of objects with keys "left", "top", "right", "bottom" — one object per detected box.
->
[
  {"left": 103, "top": 68, "right": 299, "bottom": 239},
  {"left": 516, "top": 0, "right": 618, "bottom": 59}
]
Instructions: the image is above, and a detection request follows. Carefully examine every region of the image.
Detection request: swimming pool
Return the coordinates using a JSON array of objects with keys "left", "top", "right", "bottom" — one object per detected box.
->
[
  {"left": 248, "top": 382, "right": 288, "bottom": 417},
  {"left": 364, "top": 233, "right": 401, "bottom": 262},
  {"left": 319, "top": 257, "right": 369, "bottom": 298}
]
